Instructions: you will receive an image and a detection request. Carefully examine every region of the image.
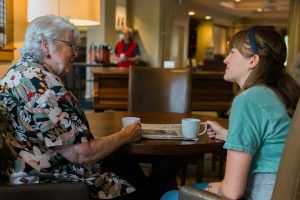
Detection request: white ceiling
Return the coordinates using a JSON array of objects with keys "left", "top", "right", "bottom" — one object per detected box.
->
[{"left": 189, "top": 0, "right": 289, "bottom": 21}]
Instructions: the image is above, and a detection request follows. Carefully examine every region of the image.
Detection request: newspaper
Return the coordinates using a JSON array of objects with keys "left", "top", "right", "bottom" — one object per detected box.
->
[{"left": 141, "top": 123, "right": 199, "bottom": 141}]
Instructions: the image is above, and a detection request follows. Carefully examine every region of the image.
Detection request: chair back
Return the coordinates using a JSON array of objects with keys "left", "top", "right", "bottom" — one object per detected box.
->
[
  {"left": 271, "top": 98, "right": 300, "bottom": 200},
  {"left": 128, "top": 67, "right": 192, "bottom": 113}
]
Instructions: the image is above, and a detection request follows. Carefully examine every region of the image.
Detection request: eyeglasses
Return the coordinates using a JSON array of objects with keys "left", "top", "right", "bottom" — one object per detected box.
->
[{"left": 50, "top": 38, "right": 79, "bottom": 51}]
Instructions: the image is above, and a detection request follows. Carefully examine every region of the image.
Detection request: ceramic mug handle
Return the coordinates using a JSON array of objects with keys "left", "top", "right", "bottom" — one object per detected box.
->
[{"left": 198, "top": 122, "right": 207, "bottom": 136}]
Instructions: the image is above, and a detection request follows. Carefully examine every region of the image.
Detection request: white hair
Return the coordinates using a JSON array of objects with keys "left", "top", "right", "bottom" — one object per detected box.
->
[
  {"left": 20, "top": 15, "right": 80, "bottom": 61},
  {"left": 122, "top": 26, "right": 133, "bottom": 35}
]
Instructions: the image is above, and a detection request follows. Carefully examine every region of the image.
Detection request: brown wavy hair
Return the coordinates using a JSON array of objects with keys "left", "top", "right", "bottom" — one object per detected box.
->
[{"left": 229, "top": 28, "right": 300, "bottom": 117}]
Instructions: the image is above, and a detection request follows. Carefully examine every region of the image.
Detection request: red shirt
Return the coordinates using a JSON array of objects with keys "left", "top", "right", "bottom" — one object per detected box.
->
[{"left": 116, "top": 40, "right": 138, "bottom": 68}]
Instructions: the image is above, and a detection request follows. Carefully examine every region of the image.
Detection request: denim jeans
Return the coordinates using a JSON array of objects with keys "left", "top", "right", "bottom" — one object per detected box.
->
[{"left": 243, "top": 173, "right": 276, "bottom": 200}]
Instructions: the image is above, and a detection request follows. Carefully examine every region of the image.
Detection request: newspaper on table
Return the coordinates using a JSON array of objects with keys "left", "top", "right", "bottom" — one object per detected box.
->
[{"left": 141, "top": 123, "right": 199, "bottom": 141}]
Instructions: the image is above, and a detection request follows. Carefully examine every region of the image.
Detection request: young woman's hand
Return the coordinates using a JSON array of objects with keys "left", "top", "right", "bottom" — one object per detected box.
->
[
  {"left": 206, "top": 120, "right": 228, "bottom": 141},
  {"left": 204, "top": 182, "right": 222, "bottom": 194}
]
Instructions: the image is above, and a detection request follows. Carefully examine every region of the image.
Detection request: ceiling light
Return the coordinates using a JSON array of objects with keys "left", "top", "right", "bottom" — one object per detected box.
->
[
  {"left": 188, "top": 11, "right": 196, "bottom": 16},
  {"left": 256, "top": 8, "right": 263, "bottom": 12},
  {"left": 205, "top": 16, "right": 212, "bottom": 20},
  {"left": 27, "top": 0, "right": 100, "bottom": 26},
  {"left": 219, "top": 1, "right": 236, "bottom": 9}
]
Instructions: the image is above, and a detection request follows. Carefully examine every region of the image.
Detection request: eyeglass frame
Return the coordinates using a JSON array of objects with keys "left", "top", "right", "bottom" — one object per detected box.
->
[{"left": 49, "top": 38, "right": 79, "bottom": 51}]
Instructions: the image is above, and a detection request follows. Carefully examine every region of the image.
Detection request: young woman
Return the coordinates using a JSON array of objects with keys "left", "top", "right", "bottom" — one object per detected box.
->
[{"left": 161, "top": 28, "right": 300, "bottom": 200}]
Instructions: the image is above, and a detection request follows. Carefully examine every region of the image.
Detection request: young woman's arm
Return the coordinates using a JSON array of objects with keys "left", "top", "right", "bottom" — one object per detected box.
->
[{"left": 207, "top": 150, "right": 252, "bottom": 199}]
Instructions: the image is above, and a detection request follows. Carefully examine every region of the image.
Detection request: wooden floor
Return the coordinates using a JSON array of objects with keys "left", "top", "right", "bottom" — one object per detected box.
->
[
  {"left": 140, "top": 153, "right": 223, "bottom": 188},
  {"left": 178, "top": 153, "right": 223, "bottom": 186}
]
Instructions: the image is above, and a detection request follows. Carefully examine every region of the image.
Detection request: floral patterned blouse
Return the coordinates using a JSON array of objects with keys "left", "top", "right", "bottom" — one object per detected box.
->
[{"left": 0, "top": 56, "right": 135, "bottom": 199}]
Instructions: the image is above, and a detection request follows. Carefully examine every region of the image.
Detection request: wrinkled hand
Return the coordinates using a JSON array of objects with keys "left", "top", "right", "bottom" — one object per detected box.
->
[
  {"left": 206, "top": 120, "right": 228, "bottom": 141},
  {"left": 120, "top": 122, "right": 142, "bottom": 143}
]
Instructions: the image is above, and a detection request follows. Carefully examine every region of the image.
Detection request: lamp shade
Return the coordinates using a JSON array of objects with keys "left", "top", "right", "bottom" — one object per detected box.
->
[{"left": 27, "top": 0, "right": 100, "bottom": 26}]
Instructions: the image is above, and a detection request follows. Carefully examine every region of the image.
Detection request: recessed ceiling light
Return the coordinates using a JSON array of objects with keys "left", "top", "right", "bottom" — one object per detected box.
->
[
  {"left": 188, "top": 11, "right": 196, "bottom": 16},
  {"left": 256, "top": 8, "right": 263, "bottom": 12},
  {"left": 219, "top": 1, "right": 235, "bottom": 9},
  {"left": 205, "top": 16, "right": 212, "bottom": 20},
  {"left": 234, "top": 0, "right": 241, "bottom": 2}
]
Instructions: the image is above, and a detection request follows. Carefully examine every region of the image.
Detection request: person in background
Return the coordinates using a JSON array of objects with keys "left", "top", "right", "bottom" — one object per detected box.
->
[
  {"left": 161, "top": 28, "right": 300, "bottom": 200},
  {"left": 114, "top": 27, "right": 141, "bottom": 67},
  {"left": 0, "top": 15, "right": 149, "bottom": 200}
]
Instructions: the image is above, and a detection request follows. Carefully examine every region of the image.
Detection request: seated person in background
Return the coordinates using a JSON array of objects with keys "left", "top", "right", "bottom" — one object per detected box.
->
[
  {"left": 114, "top": 27, "right": 141, "bottom": 67},
  {"left": 161, "top": 28, "right": 300, "bottom": 200},
  {"left": 0, "top": 15, "right": 148, "bottom": 200}
]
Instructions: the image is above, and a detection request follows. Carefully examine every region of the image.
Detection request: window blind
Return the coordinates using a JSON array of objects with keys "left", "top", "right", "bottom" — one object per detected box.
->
[{"left": 0, "top": 0, "right": 6, "bottom": 48}]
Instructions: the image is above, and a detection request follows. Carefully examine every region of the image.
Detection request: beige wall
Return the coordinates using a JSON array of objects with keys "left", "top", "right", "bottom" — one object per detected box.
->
[
  {"left": 87, "top": 0, "right": 116, "bottom": 62},
  {"left": 0, "top": 0, "right": 28, "bottom": 77},
  {"left": 130, "top": 0, "right": 161, "bottom": 67},
  {"left": 196, "top": 20, "right": 213, "bottom": 64},
  {"left": 87, "top": 0, "right": 161, "bottom": 67}
]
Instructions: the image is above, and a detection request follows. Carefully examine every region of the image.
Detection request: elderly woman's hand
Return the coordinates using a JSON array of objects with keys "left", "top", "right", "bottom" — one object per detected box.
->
[
  {"left": 120, "top": 123, "right": 142, "bottom": 143},
  {"left": 206, "top": 120, "right": 228, "bottom": 141}
]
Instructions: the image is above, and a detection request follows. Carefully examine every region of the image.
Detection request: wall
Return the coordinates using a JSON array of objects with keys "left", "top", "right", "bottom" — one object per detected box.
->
[
  {"left": 0, "top": 0, "right": 27, "bottom": 77},
  {"left": 129, "top": 0, "right": 161, "bottom": 67},
  {"left": 163, "top": 0, "right": 239, "bottom": 67},
  {"left": 196, "top": 20, "right": 213, "bottom": 64},
  {"left": 86, "top": 0, "right": 162, "bottom": 67},
  {"left": 87, "top": 0, "right": 116, "bottom": 60},
  {"left": 13, "top": 0, "right": 28, "bottom": 61}
]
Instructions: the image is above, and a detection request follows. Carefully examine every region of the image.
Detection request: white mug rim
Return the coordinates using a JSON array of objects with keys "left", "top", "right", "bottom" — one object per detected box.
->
[
  {"left": 182, "top": 118, "right": 200, "bottom": 122},
  {"left": 122, "top": 117, "right": 140, "bottom": 120}
]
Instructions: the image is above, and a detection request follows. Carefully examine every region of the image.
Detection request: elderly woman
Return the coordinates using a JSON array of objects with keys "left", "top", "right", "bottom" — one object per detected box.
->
[{"left": 0, "top": 15, "right": 144, "bottom": 200}]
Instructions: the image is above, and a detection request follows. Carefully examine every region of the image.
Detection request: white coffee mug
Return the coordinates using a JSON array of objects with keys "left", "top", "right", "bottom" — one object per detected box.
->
[
  {"left": 181, "top": 118, "right": 207, "bottom": 139},
  {"left": 122, "top": 117, "right": 140, "bottom": 127},
  {"left": 120, "top": 53, "right": 126, "bottom": 61}
]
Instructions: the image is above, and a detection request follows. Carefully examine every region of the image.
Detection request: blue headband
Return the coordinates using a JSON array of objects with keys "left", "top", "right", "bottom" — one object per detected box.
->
[{"left": 247, "top": 28, "right": 259, "bottom": 54}]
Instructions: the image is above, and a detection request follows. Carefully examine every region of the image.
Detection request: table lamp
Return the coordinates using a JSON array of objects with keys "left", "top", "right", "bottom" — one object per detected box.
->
[{"left": 27, "top": 0, "right": 100, "bottom": 26}]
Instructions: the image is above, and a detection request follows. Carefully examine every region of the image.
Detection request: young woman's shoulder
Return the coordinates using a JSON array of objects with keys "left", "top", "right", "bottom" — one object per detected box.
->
[
  {"left": 233, "top": 85, "right": 287, "bottom": 117},
  {"left": 237, "top": 85, "right": 277, "bottom": 102}
]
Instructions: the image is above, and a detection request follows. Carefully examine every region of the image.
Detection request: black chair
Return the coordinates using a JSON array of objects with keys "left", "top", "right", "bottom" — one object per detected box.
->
[{"left": 179, "top": 99, "right": 300, "bottom": 200}]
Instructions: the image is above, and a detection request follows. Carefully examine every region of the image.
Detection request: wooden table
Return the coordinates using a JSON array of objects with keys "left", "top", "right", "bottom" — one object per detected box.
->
[
  {"left": 86, "top": 111, "right": 228, "bottom": 183},
  {"left": 86, "top": 111, "right": 227, "bottom": 155},
  {"left": 92, "top": 67, "right": 237, "bottom": 113}
]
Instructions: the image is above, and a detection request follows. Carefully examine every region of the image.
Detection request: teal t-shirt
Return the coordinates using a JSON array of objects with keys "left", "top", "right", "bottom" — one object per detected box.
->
[{"left": 224, "top": 86, "right": 291, "bottom": 175}]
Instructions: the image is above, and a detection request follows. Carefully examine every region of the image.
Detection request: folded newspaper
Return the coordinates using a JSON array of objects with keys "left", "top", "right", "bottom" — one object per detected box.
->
[{"left": 141, "top": 123, "right": 199, "bottom": 141}]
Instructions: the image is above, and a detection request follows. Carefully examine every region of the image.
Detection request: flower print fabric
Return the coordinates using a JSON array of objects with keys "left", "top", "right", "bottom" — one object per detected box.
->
[{"left": 0, "top": 56, "right": 135, "bottom": 199}]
